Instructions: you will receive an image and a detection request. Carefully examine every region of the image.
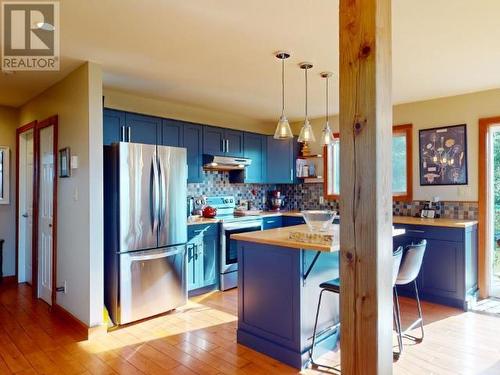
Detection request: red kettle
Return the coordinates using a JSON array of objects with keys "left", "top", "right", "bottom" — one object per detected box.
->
[{"left": 202, "top": 206, "right": 217, "bottom": 218}]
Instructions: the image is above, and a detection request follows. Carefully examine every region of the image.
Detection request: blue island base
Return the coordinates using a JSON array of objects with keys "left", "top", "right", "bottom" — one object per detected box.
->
[{"left": 236, "top": 241, "right": 340, "bottom": 369}]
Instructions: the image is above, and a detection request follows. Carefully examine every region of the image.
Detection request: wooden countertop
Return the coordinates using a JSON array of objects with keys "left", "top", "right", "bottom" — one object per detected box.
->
[
  {"left": 393, "top": 216, "right": 478, "bottom": 228},
  {"left": 232, "top": 224, "right": 406, "bottom": 252}
]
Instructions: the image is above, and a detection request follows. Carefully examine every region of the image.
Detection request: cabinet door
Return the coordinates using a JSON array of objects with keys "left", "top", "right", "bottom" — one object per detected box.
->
[
  {"left": 225, "top": 129, "right": 244, "bottom": 157},
  {"left": 244, "top": 133, "right": 266, "bottom": 183},
  {"left": 203, "top": 126, "right": 225, "bottom": 155},
  {"left": 184, "top": 123, "right": 203, "bottom": 183},
  {"left": 201, "top": 234, "right": 219, "bottom": 288},
  {"left": 420, "top": 239, "right": 464, "bottom": 300},
  {"left": 125, "top": 113, "right": 161, "bottom": 145},
  {"left": 266, "top": 136, "right": 294, "bottom": 183},
  {"left": 103, "top": 109, "right": 126, "bottom": 145},
  {"left": 187, "top": 242, "right": 200, "bottom": 291},
  {"left": 161, "top": 119, "right": 183, "bottom": 147}
]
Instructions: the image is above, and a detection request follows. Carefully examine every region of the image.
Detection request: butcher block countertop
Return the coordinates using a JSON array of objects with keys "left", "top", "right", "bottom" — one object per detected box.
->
[
  {"left": 393, "top": 216, "right": 478, "bottom": 229},
  {"left": 232, "top": 224, "right": 406, "bottom": 252}
]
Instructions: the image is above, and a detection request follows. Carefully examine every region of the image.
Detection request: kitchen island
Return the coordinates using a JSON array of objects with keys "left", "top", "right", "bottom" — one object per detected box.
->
[{"left": 232, "top": 224, "right": 405, "bottom": 369}]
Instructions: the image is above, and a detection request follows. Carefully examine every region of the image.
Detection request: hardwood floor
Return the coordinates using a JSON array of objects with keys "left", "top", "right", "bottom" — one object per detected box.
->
[{"left": 1, "top": 283, "right": 500, "bottom": 374}]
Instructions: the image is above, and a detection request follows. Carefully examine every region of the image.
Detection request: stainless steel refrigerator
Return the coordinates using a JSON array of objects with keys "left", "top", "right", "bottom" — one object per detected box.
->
[{"left": 104, "top": 142, "right": 188, "bottom": 325}]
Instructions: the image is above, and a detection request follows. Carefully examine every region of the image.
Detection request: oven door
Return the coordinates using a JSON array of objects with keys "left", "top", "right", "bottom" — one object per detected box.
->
[{"left": 221, "top": 220, "right": 262, "bottom": 273}]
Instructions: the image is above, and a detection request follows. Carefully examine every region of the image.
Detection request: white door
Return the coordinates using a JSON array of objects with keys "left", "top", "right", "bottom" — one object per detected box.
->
[
  {"left": 18, "top": 131, "right": 34, "bottom": 284},
  {"left": 38, "top": 126, "right": 54, "bottom": 305}
]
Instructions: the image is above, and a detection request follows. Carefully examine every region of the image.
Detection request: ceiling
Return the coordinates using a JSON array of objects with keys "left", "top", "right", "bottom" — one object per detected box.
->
[{"left": 2, "top": 0, "right": 500, "bottom": 123}]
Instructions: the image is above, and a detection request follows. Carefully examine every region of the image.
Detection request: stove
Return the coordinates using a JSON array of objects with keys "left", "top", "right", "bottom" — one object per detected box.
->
[{"left": 206, "top": 196, "right": 263, "bottom": 291}]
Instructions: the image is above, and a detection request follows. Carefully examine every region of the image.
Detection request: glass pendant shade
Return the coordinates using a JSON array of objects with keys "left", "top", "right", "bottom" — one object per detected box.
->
[
  {"left": 322, "top": 121, "right": 334, "bottom": 145},
  {"left": 273, "top": 51, "right": 293, "bottom": 140},
  {"left": 298, "top": 119, "right": 316, "bottom": 143},
  {"left": 274, "top": 114, "right": 293, "bottom": 139}
]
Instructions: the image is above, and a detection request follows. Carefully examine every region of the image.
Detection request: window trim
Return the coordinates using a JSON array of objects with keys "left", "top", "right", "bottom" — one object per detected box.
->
[{"left": 323, "top": 124, "right": 413, "bottom": 202}]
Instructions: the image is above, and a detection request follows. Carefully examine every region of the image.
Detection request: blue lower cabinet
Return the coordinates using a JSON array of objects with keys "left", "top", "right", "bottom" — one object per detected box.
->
[
  {"left": 187, "top": 224, "right": 219, "bottom": 295},
  {"left": 262, "top": 216, "right": 283, "bottom": 230},
  {"left": 393, "top": 223, "right": 478, "bottom": 310},
  {"left": 237, "top": 241, "right": 340, "bottom": 369},
  {"left": 283, "top": 216, "right": 305, "bottom": 227}
]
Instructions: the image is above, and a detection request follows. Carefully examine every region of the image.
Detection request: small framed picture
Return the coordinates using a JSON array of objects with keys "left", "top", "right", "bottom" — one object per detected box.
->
[{"left": 59, "top": 147, "right": 71, "bottom": 178}]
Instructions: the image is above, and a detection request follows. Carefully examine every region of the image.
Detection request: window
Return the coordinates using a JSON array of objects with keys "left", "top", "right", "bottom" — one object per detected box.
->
[{"left": 324, "top": 124, "right": 413, "bottom": 201}]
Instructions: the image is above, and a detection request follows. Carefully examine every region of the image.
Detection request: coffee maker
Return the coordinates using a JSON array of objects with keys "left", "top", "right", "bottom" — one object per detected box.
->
[{"left": 268, "top": 190, "right": 286, "bottom": 211}]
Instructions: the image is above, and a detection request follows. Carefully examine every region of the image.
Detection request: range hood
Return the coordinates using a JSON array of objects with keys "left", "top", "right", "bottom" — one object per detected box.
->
[{"left": 203, "top": 155, "right": 252, "bottom": 171}]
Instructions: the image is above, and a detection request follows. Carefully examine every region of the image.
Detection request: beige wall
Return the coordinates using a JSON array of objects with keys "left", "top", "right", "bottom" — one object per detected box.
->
[
  {"left": 19, "top": 62, "right": 103, "bottom": 327},
  {"left": 104, "top": 88, "right": 275, "bottom": 134},
  {"left": 292, "top": 88, "right": 500, "bottom": 202},
  {"left": 0, "top": 106, "right": 19, "bottom": 277}
]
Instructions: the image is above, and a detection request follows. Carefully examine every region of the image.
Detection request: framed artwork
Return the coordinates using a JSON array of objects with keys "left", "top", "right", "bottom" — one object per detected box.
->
[
  {"left": 59, "top": 147, "right": 71, "bottom": 178},
  {"left": 0, "top": 146, "right": 10, "bottom": 205},
  {"left": 419, "top": 124, "right": 468, "bottom": 186}
]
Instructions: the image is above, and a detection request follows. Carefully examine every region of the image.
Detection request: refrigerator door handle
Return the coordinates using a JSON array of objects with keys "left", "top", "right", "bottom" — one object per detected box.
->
[
  {"left": 158, "top": 157, "right": 166, "bottom": 230},
  {"left": 151, "top": 155, "right": 160, "bottom": 235},
  {"left": 127, "top": 247, "right": 185, "bottom": 262}
]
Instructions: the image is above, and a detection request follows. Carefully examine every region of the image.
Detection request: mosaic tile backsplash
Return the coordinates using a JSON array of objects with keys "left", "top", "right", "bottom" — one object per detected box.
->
[{"left": 189, "top": 170, "right": 478, "bottom": 220}]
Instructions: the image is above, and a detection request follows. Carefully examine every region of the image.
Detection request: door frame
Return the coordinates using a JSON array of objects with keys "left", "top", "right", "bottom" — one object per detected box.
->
[
  {"left": 34, "top": 115, "right": 58, "bottom": 305},
  {"left": 15, "top": 121, "right": 37, "bottom": 285},
  {"left": 15, "top": 116, "right": 58, "bottom": 305},
  {"left": 478, "top": 116, "right": 500, "bottom": 299}
]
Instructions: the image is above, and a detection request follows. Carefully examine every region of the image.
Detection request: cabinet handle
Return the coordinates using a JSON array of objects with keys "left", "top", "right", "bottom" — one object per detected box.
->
[
  {"left": 226, "top": 139, "right": 229, "bottom": 153},
  {"left": 266, "top": 219, "right": 276, "bottom": 224},
  {"left": 121, "top": 126, "right": 125, "bottom": 142},
  {"left": 407, "top": 229, "right": 425, "bottom": 234},
  {"left": 221, "top": 139, "right": 225, "bottom": 153},
  {"left": 127, "top": 126, "right": 131, "bottom": 142},
  {"left": 290, "top": 168, "right": 293, "bottom": 181}
]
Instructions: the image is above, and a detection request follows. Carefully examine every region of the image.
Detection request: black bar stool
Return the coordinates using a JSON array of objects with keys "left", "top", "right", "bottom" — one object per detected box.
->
[
  {"left": 309, "top": 246, "right": 404, "bottom": 371},
  {"left": 393, "top": 240, "right": 427, "bottom": 359}
]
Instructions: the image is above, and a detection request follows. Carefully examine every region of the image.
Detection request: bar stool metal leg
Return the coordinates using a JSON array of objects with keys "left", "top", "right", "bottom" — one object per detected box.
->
[
  {"left": 309, "top": 289, "right": 341, "bottom": 373},
  {"left": 393, "top": 287, "right": 403, "bottom": 359}
]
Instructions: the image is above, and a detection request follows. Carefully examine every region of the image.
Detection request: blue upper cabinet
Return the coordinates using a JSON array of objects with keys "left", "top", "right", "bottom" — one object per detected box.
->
[
  {"left": 184, "top": 123, "right": 203, "bottom": 183},
  {"left": 103, "top": 109, "right": 126, "bottom": 145},
  {"left": 203, "top": 126, "right": 244, "bottom": 157},
  {"left": 161, "top": 119, "right": 183, "bottom": 147},
  {"left": 125, "top": 113, "right": 161, "bottom": 145},
  {"left": 266, "top": 136, "right": 298, "bottom": 184},
  {"left": 244, "top": 132, "right": 266, "bottom": 183},
  {"left": 203, "top": 126, "right": 225, "bottom": 155},
  {"left": 225, "top": 129, "right": 244, "bottom": 157}
]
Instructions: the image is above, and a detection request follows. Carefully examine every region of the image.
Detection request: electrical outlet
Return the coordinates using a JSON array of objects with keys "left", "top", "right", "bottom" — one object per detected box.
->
[{"left": 319, "top": 196, "right": 325, "bottom": 205}]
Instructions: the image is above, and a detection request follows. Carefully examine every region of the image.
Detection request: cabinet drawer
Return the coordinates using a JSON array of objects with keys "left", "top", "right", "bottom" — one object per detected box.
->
[
  {"left": 263, "top": 216, "right": 283, "bottom": 230},
  {"left": 394, "top": 224, "right": 463, "bottom": 243},
  {"left": 283, "top": 216, "right": 305, "bottom": 227},
  {"left": 188, "top": 223, "right": 219, "bottom": 239}
]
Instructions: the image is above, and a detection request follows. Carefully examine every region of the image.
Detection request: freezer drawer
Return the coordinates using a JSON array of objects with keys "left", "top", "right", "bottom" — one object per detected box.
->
[{"left": 118, "top": 245, "right": 187, "bottom": 324}]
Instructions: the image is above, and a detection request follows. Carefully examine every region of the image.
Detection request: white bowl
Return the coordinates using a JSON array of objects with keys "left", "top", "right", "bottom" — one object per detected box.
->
[{"left": 302, "top": 210, "right": 337, "bottom": 232}]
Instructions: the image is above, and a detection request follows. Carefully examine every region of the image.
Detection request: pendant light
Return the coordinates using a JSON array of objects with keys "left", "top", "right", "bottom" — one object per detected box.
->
[
  {"left": 320, "top": 71, "right": 334, "bottom": 145},
  {"left": 273, "top": 51, "right": 293, "bottom": 140},
  {"left": 298, "top": 62, "right": 316, "bottom": 143}
]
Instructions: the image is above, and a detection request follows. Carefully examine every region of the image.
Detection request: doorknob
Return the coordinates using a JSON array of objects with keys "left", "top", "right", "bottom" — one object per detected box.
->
[
  {"left": 49, "top": 223, "right": 53, "bottom": 228},
  {"left": 22, "top": 213, "right": 28, "bottom": 218}
]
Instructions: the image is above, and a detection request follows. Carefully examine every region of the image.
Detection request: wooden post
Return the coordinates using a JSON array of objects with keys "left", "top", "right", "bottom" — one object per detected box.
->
[{"left": 339, "top": 0, "right": 393, "bottom": 374}]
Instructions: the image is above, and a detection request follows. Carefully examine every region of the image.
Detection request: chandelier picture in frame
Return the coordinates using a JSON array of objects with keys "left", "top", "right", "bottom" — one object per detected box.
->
[{"left": 419, "top": 124, "right": 468, "bottom": 186}]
